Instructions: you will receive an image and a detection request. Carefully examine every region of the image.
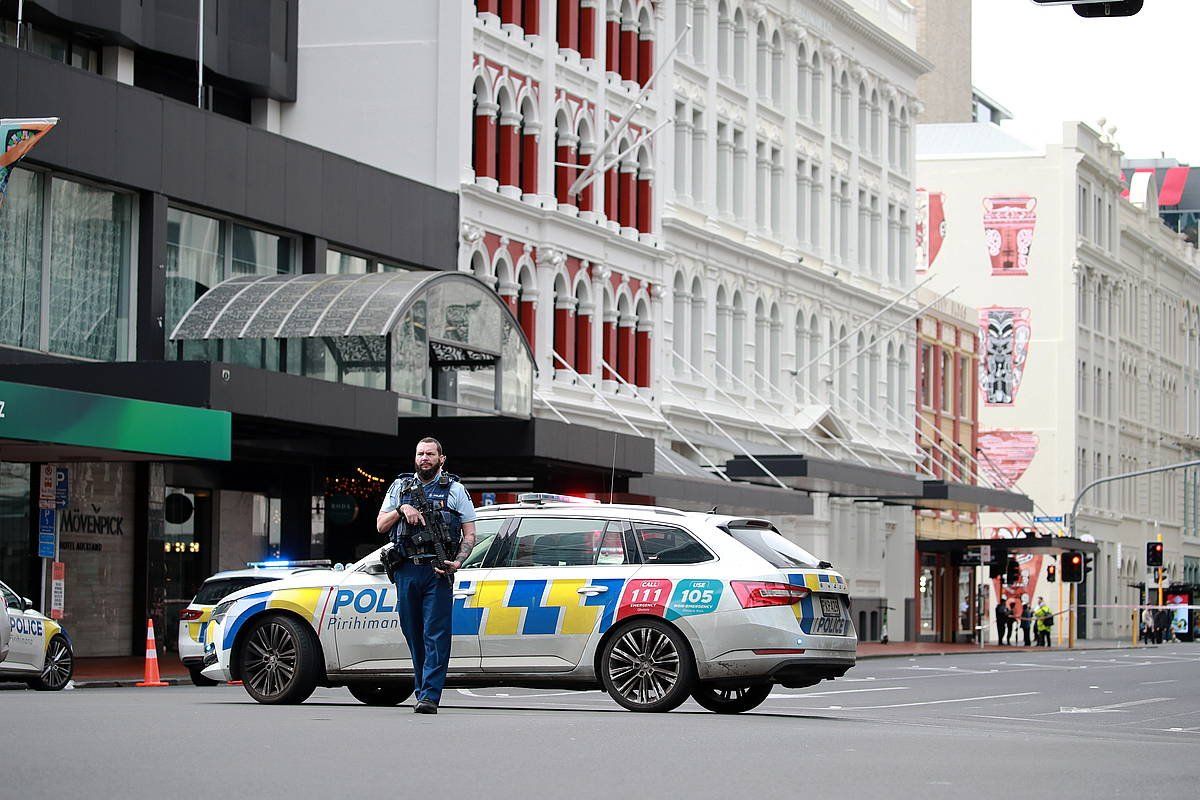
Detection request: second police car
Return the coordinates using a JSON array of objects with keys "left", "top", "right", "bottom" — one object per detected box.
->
[
  {"left": 201, "top": 496, "right": 856, "bottom": 713},
  {"left": 0, "top": 579, "right": 74, "bottom": 690}
]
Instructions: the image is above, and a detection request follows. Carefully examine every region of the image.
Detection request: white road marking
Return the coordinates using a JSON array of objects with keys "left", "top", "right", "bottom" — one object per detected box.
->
[
  {"left": 1056, "top": 697, "right": 1172, "bottom": 714},
  {"left": 1141, "top": 679, "right": 1178, "bottom": 685},
  {"left": 967, "top": 714, "right": 1040, "bottom": 722},
  {"left": 798, "top": 691, "right": 1039, "bottom": 711},
  {"left": 771, "top": 686, "right": 908, "bottom": 698}
]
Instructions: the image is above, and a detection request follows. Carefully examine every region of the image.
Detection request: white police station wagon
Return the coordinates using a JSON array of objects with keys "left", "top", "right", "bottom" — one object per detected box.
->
[
  {"left": 201, "top": 496, "right": 855, "bottom": 713},
  {"left": 0, "top": 579, "right": 74, "bottom": 690}
]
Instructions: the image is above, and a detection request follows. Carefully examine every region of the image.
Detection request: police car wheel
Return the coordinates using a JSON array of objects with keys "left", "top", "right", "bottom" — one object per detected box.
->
[
  {"left": 690, "top": 683, "right": 772, "bottom": 714},
  {"left": 347, "top": 682, "right": 414, "bottom": 706},
  {"left": 239, "top": 614, "right": 319, "bottom": 705},
  {"left": 32, "top": 635, "right": 73, "bottom": 691},
  {"left": 600, "top": 619, "right": 695, "bottom": 712},
  {"left": 188, "top": 666, "right": 219, "bottom": 687}
]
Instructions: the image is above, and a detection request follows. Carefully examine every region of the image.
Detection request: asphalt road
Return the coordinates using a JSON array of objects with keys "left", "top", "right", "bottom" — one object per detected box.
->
[{"left": 4, "top": 645, "right": 1197, "bottom": 799}]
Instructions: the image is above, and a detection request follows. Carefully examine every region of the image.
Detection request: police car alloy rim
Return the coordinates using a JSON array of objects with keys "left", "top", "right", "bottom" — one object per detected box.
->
[
  {"left": 42, "top": 638, "right": 72, "bottom": 689},
  {"left": 244, "top": 622, "right": 297, "bottom": 698},
  {"left": 608, "top": 627, "right": 680, "bottom": 705}
]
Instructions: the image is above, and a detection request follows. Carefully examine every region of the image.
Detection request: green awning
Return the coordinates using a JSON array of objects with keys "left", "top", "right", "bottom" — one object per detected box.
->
[{"left": 0, "top": 380, "right": 231, "bottom": 461}]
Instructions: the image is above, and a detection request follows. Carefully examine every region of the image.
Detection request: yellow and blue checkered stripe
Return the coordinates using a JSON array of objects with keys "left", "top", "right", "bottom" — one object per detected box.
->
[
  {"left": 452, "top": 578, "right": 626, "bottom": 636},
  {"left": 787, "top": 571, "right": 848, "bottom": 634}
]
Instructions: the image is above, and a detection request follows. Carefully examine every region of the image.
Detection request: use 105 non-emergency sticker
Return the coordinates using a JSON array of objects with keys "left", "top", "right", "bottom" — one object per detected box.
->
[{"left": 666, "top": 579, "right": 723, "bottom": 620}]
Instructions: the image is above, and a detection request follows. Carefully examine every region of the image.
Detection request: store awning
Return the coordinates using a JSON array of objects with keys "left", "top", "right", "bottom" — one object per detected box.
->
[
  {"left": 628, "top": 472, "right": 813, "bottom": 516},
  {"left": 910, "top": 480, "right": 1033, "bottom": 513},
  {"left": 918, "top": 536, "right": 1099, "bottom": 556},
  {"left": 0, "top": 379, "right": 230, "bottom": 461},
  {"left": 725, "top": 453, "right": 924, "bottom": 499}
]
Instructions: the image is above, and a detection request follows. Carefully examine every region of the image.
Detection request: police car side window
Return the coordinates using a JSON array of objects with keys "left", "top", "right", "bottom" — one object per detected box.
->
[
  {"left": 634, "top": 522, "right": 713, "bottom": 565},
  {"left": 460, "top": 518, "right": 505, "bottom": 569},
  {"left": 497, "top": 518, "right": 609, "bottom": 568},
  {"left": 0, "top": 583, "right": 21, "bottom": 609}
]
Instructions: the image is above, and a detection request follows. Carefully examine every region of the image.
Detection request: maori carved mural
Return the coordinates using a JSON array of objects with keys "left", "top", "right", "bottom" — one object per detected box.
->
[
  {"left": 982, "top": 195, "right": 1037, "bottom": 275},
  {"left": 977, "top": 430, "right": 1039, "bottom": 487},
  {"left": 914, "top": 189, "right": 946, "bottom": 273},
  {"left": 978, "top": 307, "right": 1031, "bottom": 405}
]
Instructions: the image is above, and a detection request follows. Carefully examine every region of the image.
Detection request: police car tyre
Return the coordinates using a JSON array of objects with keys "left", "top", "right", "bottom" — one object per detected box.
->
[
  {"left": 690, "top": 683, "right": 773, "bottom": 714},
  {"left": 188, "top": 665, "right": 219, "bottom": 687},
  {"left": 599, "top": 618, "right": 695, "bottom": 712},
  {"left": 32, "top": 635, "right": 73, "bottom": 691},
  {"left": 347, "top": 681, "right": 414, "bottom": 706},
  {"left": 238, "top": 614, "right": 319, "bottom": 705}
]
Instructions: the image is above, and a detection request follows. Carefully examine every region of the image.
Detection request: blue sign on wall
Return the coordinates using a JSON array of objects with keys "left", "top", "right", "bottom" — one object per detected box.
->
[
  {"left": 481, "top": 492, "right": 497, "bottom": 506},
  {"left": 55, "top": 467, "right": 69, "bottom": 508},
  {"left": 38, "top": 508, "right": 56, "bottom": 558}
]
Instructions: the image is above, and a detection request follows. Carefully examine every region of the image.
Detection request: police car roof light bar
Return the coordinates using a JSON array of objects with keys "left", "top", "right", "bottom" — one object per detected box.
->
[
  {"left": 517, "top": 493, "right": 602, "bottom": 506},
  {"left": 245, "top": 559, "right": 333, "bottom": 568}
]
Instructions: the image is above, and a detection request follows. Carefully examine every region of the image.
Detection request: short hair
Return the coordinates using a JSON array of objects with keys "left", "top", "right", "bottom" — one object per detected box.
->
[{"left": 417, "top": 436, "right": 443, "bottom": 456}]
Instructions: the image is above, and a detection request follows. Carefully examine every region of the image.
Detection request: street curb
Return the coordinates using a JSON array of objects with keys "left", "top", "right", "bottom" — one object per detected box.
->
[
  {"left": 856, "top": 643, "right": 1155, "bottom": 660},
  {"left": 72, "top": 677, "right": 190, "bottom": 689}
]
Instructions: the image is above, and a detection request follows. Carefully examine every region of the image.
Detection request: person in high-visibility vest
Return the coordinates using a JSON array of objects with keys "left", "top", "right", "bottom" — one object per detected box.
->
[{"left": 1033, "top": 597, "right": 1054, "bottom": 647}]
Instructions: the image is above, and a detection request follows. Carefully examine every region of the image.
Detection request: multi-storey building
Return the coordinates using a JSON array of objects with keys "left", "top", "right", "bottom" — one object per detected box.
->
[{"left": 917, "top": 120, "right": 1200, "bottom": 640}]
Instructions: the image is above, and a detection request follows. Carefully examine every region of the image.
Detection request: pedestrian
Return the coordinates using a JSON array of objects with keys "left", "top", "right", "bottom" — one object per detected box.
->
[
  {"left": 995, "top": 599, "right": 1010, "bottom": 644},
  {"left": 1141, "top": 607, "right": 1155, "bottom": 643},
  {"left": 1019, "top": 601, "right": 1033, "bottom": 647},
  {"left": 376, "top": 436, "right": 478, "bottom": 714},
  {"left": 1034, "top": 596, "right": 1053, "bottom": 647},
  {"left": 1154, "top": 606, "right": 1171, "bottom": 644},
  {"left": 1007, "top": 601, "right": 1018, "bottom": 645}
]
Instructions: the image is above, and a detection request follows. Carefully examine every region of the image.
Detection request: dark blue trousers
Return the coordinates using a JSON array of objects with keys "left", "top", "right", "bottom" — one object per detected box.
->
[{"left": 393, "top": 560, "right": 452, "bottom": 704}]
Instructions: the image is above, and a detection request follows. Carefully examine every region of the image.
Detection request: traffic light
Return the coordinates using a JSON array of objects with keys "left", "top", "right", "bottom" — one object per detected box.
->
[
  {"left": 1147, "top": 541, "right": 1164, "bottom": 567},
  {"left": 1046, "top": 564, "right": 1057, "bottom": 583},
  {"left": 1062, "top": 550, "right": 1084, "bottom": 583},
  {"left": 1004, "top": 557, "right": 1020, "bottom": 586}
]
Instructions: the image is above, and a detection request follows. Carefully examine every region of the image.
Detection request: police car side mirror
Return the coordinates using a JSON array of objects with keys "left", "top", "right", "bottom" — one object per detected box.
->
[
  {"left": 364, "top": 562, "right": 387, "bottom": 576},
  {"left": 22, "top": 597, "right": 34, "bottom": 611}
]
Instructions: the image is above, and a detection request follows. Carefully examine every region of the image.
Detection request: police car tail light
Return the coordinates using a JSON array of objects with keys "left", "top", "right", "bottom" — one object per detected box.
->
[
  {"left": 731, "top": 581, "right": 810, "bottom": 609},
  {"left": 178, "top": 609, "right": 204, "bottom": 621}
]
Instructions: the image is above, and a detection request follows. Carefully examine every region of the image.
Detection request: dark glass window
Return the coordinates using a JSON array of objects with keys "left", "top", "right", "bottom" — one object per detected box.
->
[{"left": 634, "top": 522, "right": 712, "bottom": 565}]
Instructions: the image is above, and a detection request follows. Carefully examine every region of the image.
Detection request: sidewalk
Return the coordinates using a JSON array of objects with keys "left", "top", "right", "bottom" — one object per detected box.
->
[
  {"left": 71, "top": 654, "right": 191, "bottom": 687},
  {"left": 856, "top": 638, "right": 1149, "bottom": 659}
]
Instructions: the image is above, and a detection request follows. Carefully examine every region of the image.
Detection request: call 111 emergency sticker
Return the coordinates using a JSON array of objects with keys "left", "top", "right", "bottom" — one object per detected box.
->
[
  {"left": 666, "top": 579, "right": 723, "bottom": 620},
  {"left": 616, "top": 578, "right": 673, "bottom": 621}
]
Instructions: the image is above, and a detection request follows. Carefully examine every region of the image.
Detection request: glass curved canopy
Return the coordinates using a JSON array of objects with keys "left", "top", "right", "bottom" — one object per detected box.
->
[{"left": 170, "top": 271, "right": 533, "bottom": 417}]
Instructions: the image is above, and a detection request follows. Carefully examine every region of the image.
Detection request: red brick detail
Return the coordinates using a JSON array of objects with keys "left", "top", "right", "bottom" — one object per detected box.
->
[
  {"left": 554, "top": 306, "right": 576, "bottom": 369},
  {"left": 635, "top": 328, "right": 651, "bottom": 387},
  {"left": 577, "top": 151, "right": 594, "bottom": 212},
  {"left": 521, "top": 131, "right": 539, "bottom": 194},
  {"left": 575, "top": 311, "right": 592, "bottom": 374},
  {"left": 474, "top": 113, "right": 497, "bottom": 180},
  {"left": 618, "top": 168, "right": 636, "bottom": 228},
  {"left": 637, "top": 36, "right": 653, "bottom": 87},
  {"left": 604, "top": 166, "right": 618, "bottom": 220},
  {"left": 636, "top": 176, "right": 652, "bottom": 233},
  {"left": 606, "top": 20, "right": 620, "bottom": 72},
  {"left": 519, "top": 299, "right": 537, "bottom": 351},
  {"left": 617, "top": 322, "right": 635, "bottom": 384},
  {"left": 498, "top": 120, "right": 520, "bottom": 187},
  {"left": 500, "top": 0, "right": 522, "bottom": 26},
  {"left": 620, "top": 27, "right": 638, "bottom": 83},
  {"left": 503, "top": 294, "right": 519, "bottom": 316},
  {"left": 477, "top": 0, "right": 500, "bottom": 15},
  {"left": 557, "top": 0, "right": 579, "bottom": 52},
  {"left": 555, "top": 141, "right": 577, "bottom": 206},
  {"left": 603, "top": 320, "right": 617, "bottom": 380},
  {"left": 579, "top": 4, "right": 596, "bottom": 59},
  {"left": 523, "top": 0, "right": 540, "bottom": 35}
]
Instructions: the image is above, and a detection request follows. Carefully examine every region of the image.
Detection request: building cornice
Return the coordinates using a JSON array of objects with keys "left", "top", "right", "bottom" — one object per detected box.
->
[{"left": 806, "top": 0, "right": 932, "bottom": 78}]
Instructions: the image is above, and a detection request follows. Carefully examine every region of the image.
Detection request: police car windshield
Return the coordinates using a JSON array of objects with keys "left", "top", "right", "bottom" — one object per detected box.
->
[
  {"left": 725, "top": 523, "right": 821, "bottom": 568},
  {"left": 193, "top": 577, "right": 277, "bottom": 605}
]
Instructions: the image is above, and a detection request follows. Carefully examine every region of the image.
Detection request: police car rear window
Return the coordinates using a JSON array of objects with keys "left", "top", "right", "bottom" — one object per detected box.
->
[
  {"left": 193, "top": 577, "right": 275, "bottom": 606},
  {"left": 725, "top": 524, "right": 821, "bottom": 568}
]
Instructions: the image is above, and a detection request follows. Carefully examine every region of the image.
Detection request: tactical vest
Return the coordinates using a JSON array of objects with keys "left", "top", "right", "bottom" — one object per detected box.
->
[{"left": 389, "top": 472, "right": 463, "bottom": 558}]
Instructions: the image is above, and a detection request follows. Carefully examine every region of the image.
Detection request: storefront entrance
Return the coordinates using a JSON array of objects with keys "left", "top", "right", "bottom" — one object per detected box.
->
[{"left": 918, "top": 552, "right": 979, "bottom": 643}]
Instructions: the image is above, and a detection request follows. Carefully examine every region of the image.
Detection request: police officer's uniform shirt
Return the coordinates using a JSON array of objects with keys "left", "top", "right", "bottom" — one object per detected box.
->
[{"left": 380, "top": 471, "right": 478, "bottom": 524}]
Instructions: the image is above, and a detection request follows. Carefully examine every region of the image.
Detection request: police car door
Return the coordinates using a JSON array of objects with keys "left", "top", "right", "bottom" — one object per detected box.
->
[
  {"left": 0, "top": 582, "right": 42, "bottom": 673},
  {"left": 480, "top": 517, "right": 638, "bottom": 673}
]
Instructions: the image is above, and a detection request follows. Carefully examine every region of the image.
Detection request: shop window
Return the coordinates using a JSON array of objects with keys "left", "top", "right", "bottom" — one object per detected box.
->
[
  {"left": 0, "top": 463, "right": 32, "bottom": 599},
  {"left": 0, "top": 168, "right": 133, "bottom": 360}
]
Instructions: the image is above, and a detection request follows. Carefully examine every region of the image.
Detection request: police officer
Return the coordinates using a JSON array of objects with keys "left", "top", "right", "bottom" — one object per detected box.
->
[{"left": 376, "top": 437, "right": 477, "bottom": 714}]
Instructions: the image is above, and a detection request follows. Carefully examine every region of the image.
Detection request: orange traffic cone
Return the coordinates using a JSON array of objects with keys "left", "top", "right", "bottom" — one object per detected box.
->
[{"left": 136, "top": 619, "right": 169, "bottom": 687}]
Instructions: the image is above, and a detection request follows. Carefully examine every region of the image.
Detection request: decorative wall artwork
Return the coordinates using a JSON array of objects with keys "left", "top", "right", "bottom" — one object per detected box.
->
[
  {"left": 914, "top": 189, "right": 946, "bottom": 273},
  {"left": 978, "top": 306, "right": 1031, "bottom": 405},
  {"left": 982, "top": 195, "right": 1037, "bottom": 275},
  {"left": 977, "top": 430, "right": 1040, "bottom": 487}
]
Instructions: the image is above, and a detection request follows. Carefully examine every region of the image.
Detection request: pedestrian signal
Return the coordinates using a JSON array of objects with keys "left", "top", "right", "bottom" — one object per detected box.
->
[
  {"left": 1062, "top": 550, "right": 1084, "bottom": 583},
  {"left": 1046, "top": 564, "right": 1056, "bottom": 583},
  {"left": 1147, "top": 541, "right": 1163, "bottom": 567}
]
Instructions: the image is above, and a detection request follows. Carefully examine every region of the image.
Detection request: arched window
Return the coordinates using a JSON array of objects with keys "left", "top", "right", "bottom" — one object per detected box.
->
[
  {"left": 576, "top": 116, "right": 596, "bottom": 212},
  {"left": 472, "top": 77, "right": 498, "bottom": 182},
  {"left": 868, "top": 335, "right": 879, "bottom": 414},
  {"left": 496, "top": 86, "right": 520, "bottom": 189},
  {"left": 839, "top": 71, "right": 851, "bottom": 142},
  {"left": 886, "top": 340, "right": 897, "bottom": 418},
  {"left": 552, "top": 272, "right": 576, "bottom": 370},
  {"left": 897, "top": 344, "right": 909, "bottom": 424},
  {"left": 636, "top": 6, "right": 654, "bottom": 87},
  {"left": 619, "top": 1, "right": 638, "bottom": 84},
  {"left": 769, "top": 302, "right": 781, "bottom": 387},
  {"left": 716, "top": 284, "right": 730, "bottom": 378},
  {"left": 516, "top": 261, "right": 538, "bottom": 350},
  {"left": 770, "top": 31, "right": 783, "bottom": 105},
  {"left": 731, "top": 290, "right": 745, "bottom": 381},
  {"left": 636, "top": 144, "right": 653, "bottom": 233},
  {"left": 519, "top": 96, "right": 540, "bottom": 195},
  {"left": 754, "top": 297, "right": 768, "bottom": 389},
  {"left": 870, "top": 89, "right": 881, "bottom": 157},
  {"left": 717, "top": 1, "right": 732, "bottom": 78},
  {"left": 808, "top": 313, "right": 821, "bottom": 396},
  {"left": 691, "top": 0, "right": 705, "bottom": 63},
  {"left": 616, "top": 293, "right": 635, "bottom": 384},
  {"left": 810, "top": 52, "right": 822, "bottom": 123},
  {"left": 554, "top": 109, "right": 577, "bottom": 208},
  {"left": 634, "top": 296, "right": 653, "bottom": 387},
  {"left": 574, "top": 278, "right": 593, "bottom": 374},
  {"left": 857, "top": 82, "right": 868, "bottom": 148},
  {"left": 899, "top": 106, "right": 910, "bottom": 172},
  {"left": 606, "top": 1, "right": 622, "bottom": 78},
  {"left": 836, "top": 324, "right": 849, "bottom": 407},
  {"left": 673, "top": 272, "right": 689, "bottom": 372},
  {"left": 794, "top": 310, "right": 809, "bottom": 400},
  {"left": 733, "top": 9, "right": 747, "bottom": 86},
  {"left": 755, "top": 22, "right": 769, "bottom": 99},
  {"left": 796, "top": 43, "right": 810, "bottom": 120},
  {"left": 690, "top": 275, "right": 705, "bottom": 367},
  {"left": 855, "top": 332, "right": 867, "bottom": 413},
  {"left": 887, "top": 100, "right": 898, "bottom": 165}
]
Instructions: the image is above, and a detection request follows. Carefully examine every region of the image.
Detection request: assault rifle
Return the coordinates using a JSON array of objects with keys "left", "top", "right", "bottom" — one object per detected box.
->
[{"left": 406, "top": 480, "right": 458, "bottom": 582}]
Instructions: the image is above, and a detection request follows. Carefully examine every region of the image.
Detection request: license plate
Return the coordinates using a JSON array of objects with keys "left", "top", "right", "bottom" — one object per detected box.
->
[
  {"left": 820, "top": 596, "right": 842, "bottom": 617},
  {"left": 812, "top": 616, "right": 848, "bottom": 635}
]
